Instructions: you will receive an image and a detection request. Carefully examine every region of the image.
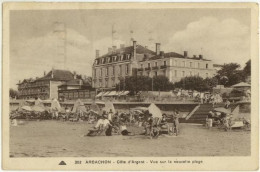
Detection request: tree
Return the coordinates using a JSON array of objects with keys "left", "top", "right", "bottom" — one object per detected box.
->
[
  {"left": 173, "top": 76, "right": 218, "bottom": 92},
  {"left": 10, "top": 88, "right": 19, "bottom": 98},
  {"left": 216, "top": 63, "right": 244, "bottom": 87},
  {"left": 115, "top": 75, "right": 174, "bottom": 94},
  {"left": 243, "top": 59, "right": 251, "bottom": 77},
  {"left": 152, "top": 75, "right": 175, "bottom": 91}
]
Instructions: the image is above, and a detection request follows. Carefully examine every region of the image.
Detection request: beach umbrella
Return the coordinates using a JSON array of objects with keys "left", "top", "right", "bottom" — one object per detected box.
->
[
  {"left": 51, "top": 99, "right": 61, "bottom": 112},
  {"left": 103, "top": 101, "right": 115, "bottom": 114},
  {"left": 214, "top": 107, "right": 231, "bottom": 114},
  {"left": 131, "top": 106, "right": 148, "bottom": 111},
  {"left": 21, "top": 105, "right": 32, "bottom": 111},
  {"left": 232, "top": 82, "right": 251, "bottom": 88},
  {"left": 89, "top": 103, "right": 101, "bottom": 115},
  {"left": 32, "top": 105, "right": 45, "bottom": 112},
  {"left": 148, "top": 103, "right": 162, "bottom": 118}
]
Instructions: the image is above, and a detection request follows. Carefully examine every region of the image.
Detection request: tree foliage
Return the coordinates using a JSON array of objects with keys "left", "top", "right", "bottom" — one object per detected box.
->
[
  {"left": 243, "top": 59, "right": 251, "bottom": 77},
  {"left": 173, "top": 76, "right": 218, "bottom": 92},
  {"left": 116, "top": 75, "right": 174, "bottom": 94},
  {"left": 10, "top": 88, "right": 19, "bottom": 98}
]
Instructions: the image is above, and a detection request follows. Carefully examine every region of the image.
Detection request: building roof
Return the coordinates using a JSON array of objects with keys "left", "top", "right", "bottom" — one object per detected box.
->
[
  {"left": 59, "top": 78, "right": 92, "bottom": 87},
  {"left": 37, "top": 69, "right": 74, "bottom": 81},
  {"left": 142, "top": 51, "right": 211, "bottom": 61},
  {"left": 98, "top": 45, "right": 155, "bottom": 59}
]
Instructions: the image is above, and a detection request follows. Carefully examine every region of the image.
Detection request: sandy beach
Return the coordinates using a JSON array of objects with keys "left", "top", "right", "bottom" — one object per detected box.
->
[{"left": 10, "top": 120, "right": 250, "bottom": 157}]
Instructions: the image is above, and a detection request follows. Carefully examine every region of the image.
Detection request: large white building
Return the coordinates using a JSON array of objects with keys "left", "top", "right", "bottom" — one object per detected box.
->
[{"left": 92, "top": 41, "right": 215, "bottom": 90}]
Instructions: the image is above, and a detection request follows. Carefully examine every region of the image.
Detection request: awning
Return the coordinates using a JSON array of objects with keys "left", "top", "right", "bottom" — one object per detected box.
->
[
  {"left": 106, "top": 91, "right": 117, "bottom": 96},
  {"left": 96, "top": 92, "right": 105, "bottom": 98},
  {"left": 232, "top": 82, "right": 251, "bottom": 88},
  {"left": 119, "top": 91, "right": 130, "bottom": 96},
  {"left": 102, "top": 91, "right": 111, "bottom": 97}
]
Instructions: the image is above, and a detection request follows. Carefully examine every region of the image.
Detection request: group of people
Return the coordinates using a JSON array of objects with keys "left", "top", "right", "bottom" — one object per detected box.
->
[
  {"left": 85, "top": 108, "right": 181, "bottom": 138},
  {"left": 143, "top": 111, "right": 180, "bottom": 138}
]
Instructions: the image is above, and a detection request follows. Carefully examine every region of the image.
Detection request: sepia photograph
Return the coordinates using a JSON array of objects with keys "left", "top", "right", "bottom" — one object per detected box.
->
[{"left": 2, "top": 2, "right": 259, "bottom": 171}]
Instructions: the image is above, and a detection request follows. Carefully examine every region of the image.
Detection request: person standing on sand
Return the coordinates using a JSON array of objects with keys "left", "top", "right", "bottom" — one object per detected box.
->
[{"left": 173, "top": 110, "right": 180, "bottom": 136}]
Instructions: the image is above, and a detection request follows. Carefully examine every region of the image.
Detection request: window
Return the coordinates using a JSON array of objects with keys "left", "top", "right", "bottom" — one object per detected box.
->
[
  {"left": 155, "top": 71, "right": 157, "bottom": 76},
  {"left": 105, "top": 80, "right": 108, "bottom": 87},
  {"left": 69, "top": 92, "right": 73, "bottom": 98},
  {"left": 174, "top": 60, "right": 177, "bottom": 66},
  {"left": 175, "top": 70, "right": 177, "bottom": 77},
  {"left": 79, "top": 92, "right": 84, "bottom": 98},
  {"left": 198, "top": 63, "right": 200, "bottom": 68},
  {"left": 206, "top": 64, "right": 208, "bottom": 69},
  {"left": 112, "top": 66, "right": 115, "bottom": 75},
  {"left": 148, "top": 63, "right": 151, "bottom": 68},
  {"left": 100, "top": 68, "right": 102, "bottom": 77},
  {"left": 164, "top": 61, "right": 167, "bottom": 66},
  {"left": 190, "top": 62, "right": 192, "bottom": 68},
  {"left": 182, "top": 61, "right": 185, "bottom": 67},
  {"left": 190, "top": 71, "right": 192, "bottom": 76},
  {"left": 74, "top": 92, "right": 79, "bottom": 98},
  {"left": 148, "top": 72, "right": 150, "bottom": 77},
  {"left": 140, "top": 64, "right": 143, "bottom": 68},
  {"left": 126, "top": 64, "right": 129, "bottom": 74},
  {"left": 106, "top": 67, "right": 108, "bottom": 76},
  {"left": 99, "top": 81, "right": 102, "bottom": 87},
  {"left": 119, "top": 65, "right": 122, "bottom": 74},
  {"left": 155, "top": 62, "right": 158, "bottom": 67},
  {"left": 182, "top": 71, "right": 185, "bottom": 77}
]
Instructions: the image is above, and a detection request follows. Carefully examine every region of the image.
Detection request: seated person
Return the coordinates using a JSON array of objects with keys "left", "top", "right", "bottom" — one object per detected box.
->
[{"left": 159, "top": 114, "right": 170, "bottom": 133}]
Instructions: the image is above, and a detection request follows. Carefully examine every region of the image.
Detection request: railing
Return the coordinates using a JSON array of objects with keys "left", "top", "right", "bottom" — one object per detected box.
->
[
  {"left": 145, "top": 67, "right": 151, "bottom": 71},
  {"left": 160, "top": 65, "right": 167, "bottom": 69},
  {"left": 152, "top": 66, "right": 159, "bottom": 70},
  {"left": 137, "top": 68, "right": 144, "bottom": 71}
]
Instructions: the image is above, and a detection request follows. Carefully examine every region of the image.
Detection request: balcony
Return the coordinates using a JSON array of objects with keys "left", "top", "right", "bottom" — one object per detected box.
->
[
  {"left": 160, "top": 65, "right": 168, "bottom": 69},
  {"left": 145, "top": 67, "right": 151, "bottom": 71},
  {"left": 152, "top": 66, "right": 159, "bottom": 70}
]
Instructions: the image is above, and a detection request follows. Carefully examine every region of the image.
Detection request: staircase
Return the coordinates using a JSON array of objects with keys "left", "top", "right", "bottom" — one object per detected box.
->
[{"left": 184, "top": 103, "right": 225, "bottom": 124}]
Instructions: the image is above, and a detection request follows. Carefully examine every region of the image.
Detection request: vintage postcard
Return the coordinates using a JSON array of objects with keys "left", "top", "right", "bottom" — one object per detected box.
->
[{"left": 2, "top": 2, "right": 259, "bottom": 171}]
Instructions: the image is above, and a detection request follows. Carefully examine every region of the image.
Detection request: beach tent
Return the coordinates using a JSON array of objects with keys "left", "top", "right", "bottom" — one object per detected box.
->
[
  {"left": 148, "top": 103, "right": 162, "bottom": 118},
  {"left": 21, "top": 105, "right": 32, "bottom": 111},
  {"left": 232, "top": 82, "right": 251, "bottom": 88},
  {"left": 32, "top": 105, "right": 45, "bottom": 112},
  {"left": 103, "top": 101, "right": 116, "bottom": 114},
  {"left": 89, "top": 103, "right": 101, "bottom": 114},
  {"left": 35, "top": 98, "right": 43, "bottom": 106},
  {"left": 51, "top": 99, "right": 61, "bottom": 112},
  {"left": 72, "top": 99, "right": 86, "bottom": 113},
  {"left": 214, "top": 107, "right": 231, "bottom": 114}
]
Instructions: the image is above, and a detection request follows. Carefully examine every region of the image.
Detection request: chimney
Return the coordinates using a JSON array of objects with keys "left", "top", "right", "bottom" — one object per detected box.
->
[
  {"left": 160, "top": 51, "right": 164, "bottom": 57},
  {"left": 199, "top": 54, "right": 203, "bottom": 59},
  {"left": 120, "top": 44, "right": 125, "bottom": 49},
  {"left": 96, "top": 50, "right": 100, "bottom": 58},
  {"left": 156, "top": 43, "right": 161, "bottom": 55},
  {"left": 108, "top": 47, "right": 112, "bottom": 54},
  {"left": 73, "top": 71, "right": 77, "bottom": 79},
  {"left": 184, "top": 51, "right": 188, "bottom": 58},
  {"left": 112, "top": 46, "right": 117, "bottom": 53},
  {"left": 51, "top": 68, "right": 54, "bottom": 78},
  {"left": 133, "top": 41, "right": 137, "bottom": 60}
]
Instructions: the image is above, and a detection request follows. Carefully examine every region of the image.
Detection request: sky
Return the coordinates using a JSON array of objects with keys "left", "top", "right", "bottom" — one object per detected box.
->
[{"left": 10, "top": 8, "right": 251, "bottom": 89}]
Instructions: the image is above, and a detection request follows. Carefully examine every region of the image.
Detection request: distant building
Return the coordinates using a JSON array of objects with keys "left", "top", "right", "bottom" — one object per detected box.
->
[
  {"left": 92, "top": 41, "right": 216, "bottom": 90},
  {"left": 58, "top": 78, "right": 96, "bottom": 101},
  {"left": 17, "top": 69, "right": 74, "bottom": 100}
]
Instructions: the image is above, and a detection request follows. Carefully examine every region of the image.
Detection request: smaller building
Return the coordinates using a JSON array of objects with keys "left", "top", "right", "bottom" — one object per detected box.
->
[
  {"left": 17, "top": 69, "right": 74, "bottom": 100},
  {"left": 58, "top": 78, "right": 96, "bottom": 101}
]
